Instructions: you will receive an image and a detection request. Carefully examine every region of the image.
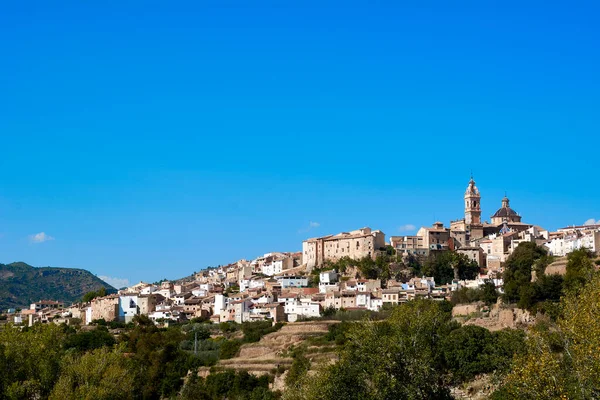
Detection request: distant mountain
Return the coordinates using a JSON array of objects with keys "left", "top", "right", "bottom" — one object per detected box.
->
[{"left": 0, "top": 262, "right": 116, "bottom": 310}]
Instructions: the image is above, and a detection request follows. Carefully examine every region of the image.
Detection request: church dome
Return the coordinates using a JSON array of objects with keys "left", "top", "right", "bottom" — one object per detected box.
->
[
  {"left": 491, "top": 206, "right": 519, "bottom": 218},
  {"left": 491, "top": 196, "right": 521, "bottom": 222}
]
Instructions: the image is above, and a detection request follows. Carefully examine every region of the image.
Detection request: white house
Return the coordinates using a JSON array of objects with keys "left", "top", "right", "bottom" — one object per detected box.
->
[
  {"left": 262, "top": 257, "right": 294, "bottom": 276},
  {"left": 319, "top": 270, "right": 338, "bottom": 284},
  {"left": 140, "top": 285, "right": 158, "bottom": 295},
  {"left": 285, "top": 299, "right": 321, "bottom": 322},
  {"left": 119, "top": 295, "right": 139, "bottom": 322},
  {"left": 319, "top": 282, "right": 340, "bottom": 293},
  {"left": 277, "top": 276, "right": 308, "bottom": 288},
  {"left": 213, "top": 294, "right": 226, "bottom": 317},
  {"left": 355, "top": 292, "right": 371, "bottom": 308}
]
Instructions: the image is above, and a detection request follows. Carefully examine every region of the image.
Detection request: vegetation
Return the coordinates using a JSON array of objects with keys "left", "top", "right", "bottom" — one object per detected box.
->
[
  {"left": 242, "top": 320, "right": 284, "bottom": 343},
  {"left": 1, "top": 247, "right": 598, "bottom": 399},
  {"left": 284, "top": 299, "right": 523, "bottom": 400},
  {"left": 442, "top": 325, "right": 525, "bottom": 383},
  {"left": 493, "top": 270, "right": 600, "bottom": 399},
  {"left": 423, "top": 251, "right": 480, "bottom": 285},
  {"left": 82, "top": 287, "right": 107, "bottom": 303},
  {"left": 179, "top": 369, "right": 279, "bottom": 400},
  {"left": 503, "top": 243, "right": 596, "bottom": 314},
  {"left": 0, "top": 262, "right": 115, "bottom": 310},
  {"left": 451, "top": 279, "right": 498, "bottom": 305},
  {"left": 285, "top": 348, "right": 311, "bottom": 388},
  {"left": 0, "top": 316, "right": 287, "bottom": 399}
]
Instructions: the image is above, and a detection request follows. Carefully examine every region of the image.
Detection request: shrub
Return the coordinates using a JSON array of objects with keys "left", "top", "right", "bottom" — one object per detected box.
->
[{"left": 219, "top": 339, "right": 242, "bottom": 359}]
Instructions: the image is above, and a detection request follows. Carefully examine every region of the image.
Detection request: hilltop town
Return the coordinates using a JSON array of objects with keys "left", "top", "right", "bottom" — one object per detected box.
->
[{"left": 7, "top": 177, "right": 599, "bottom": 327}]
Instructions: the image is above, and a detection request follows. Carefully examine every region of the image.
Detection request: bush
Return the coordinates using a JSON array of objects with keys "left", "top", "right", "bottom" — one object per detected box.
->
[
  {"left": 219, "top": 321, "right": 238, "bottom": 333},
  {"left": 443, "top": 325, "right": 494, "bottom": 383},
  {"left": 219, "top": 339, "right": 242, "bottom": 359},
  {"left": 442, "top": 325, "right": 526, "bottom": 383},
  {"left": 325, "top": 321, "right": 353, "bottom": 345},
  {"left": 64, "top": 328, "right": 116, "bottom": 352},
  {"left": 241, "top": 321, "right": 284, "bottom": 343},
  {"left": 106, "top": 320, "right": 125, "bottom": 329},
  {"left": 285, "top": 352, "right": 310, "bottom": 387}
]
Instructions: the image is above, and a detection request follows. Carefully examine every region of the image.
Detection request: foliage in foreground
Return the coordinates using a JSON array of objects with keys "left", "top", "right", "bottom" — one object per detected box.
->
[
  {"left": 493, "top": 271, "right": 600, "bottom": 399},
  {"left": 0, "top": 317, "right": 284, "bottom": 399},
  {"left": 284, "top": 299, "right": 523, "bottom": 400},
  {"left": 179, "top": 369, "right": 279, "bottom": 400}
]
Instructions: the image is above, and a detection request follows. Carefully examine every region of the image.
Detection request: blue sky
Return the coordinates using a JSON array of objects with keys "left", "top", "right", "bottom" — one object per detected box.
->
[{"left": 1, "top": 1, "right": 598, "bottom": 287}]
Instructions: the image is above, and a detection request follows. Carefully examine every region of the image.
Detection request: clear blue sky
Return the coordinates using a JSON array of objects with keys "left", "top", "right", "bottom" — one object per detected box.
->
[{"left": 1, "top": 1, "right": 598, "bottom": 287}]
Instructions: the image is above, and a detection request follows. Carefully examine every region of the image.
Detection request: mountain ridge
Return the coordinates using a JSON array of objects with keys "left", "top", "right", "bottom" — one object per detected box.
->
[{"left": 0, "top": 261, "right": 116, "bottom": 310}]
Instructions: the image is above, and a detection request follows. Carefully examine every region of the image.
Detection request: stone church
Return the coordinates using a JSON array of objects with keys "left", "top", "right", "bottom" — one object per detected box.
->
[{"left": 450, "top": 177, "right": 531, "bottom": 247}]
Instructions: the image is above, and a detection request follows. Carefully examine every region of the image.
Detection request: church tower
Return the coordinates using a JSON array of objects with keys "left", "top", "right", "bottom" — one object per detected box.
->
[{"left": 464, "top": 176, "right": 481, "bottom": 225}]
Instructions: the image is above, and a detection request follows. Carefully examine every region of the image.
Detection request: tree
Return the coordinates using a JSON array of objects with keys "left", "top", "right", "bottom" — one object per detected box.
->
[
  {"left": 64, "top": 327, "right": 116, "bottom": 352},
  {"left": 285, "top": 300, "right": 454, "bottom": 400},
  {"left": 564, "top": 248, "right": 595, "bottom": 294},
  {"left": 423, "top": 252, "right": 479, "bottom": 285},
  {"left": 49, "top": 347, "right": 135, "bottom": 400},
  {"left": 494, "top": 272, "right": 600, "bottom": 399},
  {"left": 503, "top": 242, "right": 547, "bottom": 304},
  {"left": 285, "top": 352, "right": 311, "bottom": 388},
  {"left": 481, "top": 279, "right": 499, "bottom": 305},
  {"left": 0, "top": 323, "right": 66, "bottom": 399},
  {"left": 442, "top": 325, "right": 494, "bottom": 383},
  {"left": 82, "top": 287, "right": 107, "bottom": 303},
  {"left": 442, "top": 325, "right": 525, "bottom": 383}
]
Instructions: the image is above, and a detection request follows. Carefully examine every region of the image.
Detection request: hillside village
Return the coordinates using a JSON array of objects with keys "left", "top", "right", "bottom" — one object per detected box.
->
[{"left": 7, "top": 177, "right": 600, "bottom": 327}]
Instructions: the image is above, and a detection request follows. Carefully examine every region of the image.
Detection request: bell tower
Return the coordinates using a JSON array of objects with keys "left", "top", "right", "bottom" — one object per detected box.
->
[{"left": 465, "top": 176, "right": 481, "bottom": 225}]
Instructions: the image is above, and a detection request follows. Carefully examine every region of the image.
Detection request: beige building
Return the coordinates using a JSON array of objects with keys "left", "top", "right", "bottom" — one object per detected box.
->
[
  {"left": 390, "top": 235, "right": 428, "bottom": 256},
  {"left": 456, "top": 246, "right": 486, "bottom": 267},
  {"left": 416, "top": 222, "right": 451, "bottom": 250},
  {"left": 138, "top": 294, "right": 162, "bottom": 315},
  {"left": 302, "top": 227, "right": 386, "bottom": 270},
  {"left": 90, "top": 295, "right": 119, "bottom": 322}
]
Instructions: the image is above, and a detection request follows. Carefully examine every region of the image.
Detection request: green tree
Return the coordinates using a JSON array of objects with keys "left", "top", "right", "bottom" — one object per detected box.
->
[
  {"left": 49, "top": 347, "right": 135, "bottom": 400},
  {"left": 481, "top": 279, "right": 499, "bottom": 305},
  {"left": 442, "top": 325, "right": 494, "bottom": 383},
  {"left": 494, "top": 272, "right": 600, "bottom": 399},
  {"left": 285, "top": 352, "right": 311, "bottom": 388},
  {"left": 64, "top": 327, "right": 116, "bottom": 352},
  {"left": 442, "top": 325, "right": 525, "bottom": 383},
  {"left": 423, "top": 251, "right": 479, "bottom": 284},
  {"left": 503, "top": 242, "right": 547, "bottom": 304},
  {"left": 82, "top": 287, "right": 107, "bottom": 303},
  {"left": 564, "top": 248, "right": 595, "bottom": 294},
  {"left": 0, "top": 323, "right": 66, "bottom": 399},
  {"left": 285, "top": 300, "right": 454, "bottom": 400}
]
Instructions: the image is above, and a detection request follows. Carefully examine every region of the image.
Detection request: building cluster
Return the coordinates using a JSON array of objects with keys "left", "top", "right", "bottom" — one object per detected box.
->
[
  {"left": 5, "top": 177, "right": 599, "bottom": 327},
  {"left": 387, "top": 178, "right": 600, "bottom": 273}
]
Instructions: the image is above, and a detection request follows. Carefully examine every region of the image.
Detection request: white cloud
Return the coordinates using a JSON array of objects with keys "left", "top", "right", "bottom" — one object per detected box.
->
[
  {"left": 99, "top": 276, "right": 130, "bottom": 289},
  {"left": 29, "top": 232, "right": 54, "bottom": 243},
  {"left": 398, "top": 224, "right": 416, "bottom": 232},
  {"left": 584, "top": 218, "right": 599, "bottom": 226},
  {"left": 299, "top": 221, "right": 321, "bottom": 234}
]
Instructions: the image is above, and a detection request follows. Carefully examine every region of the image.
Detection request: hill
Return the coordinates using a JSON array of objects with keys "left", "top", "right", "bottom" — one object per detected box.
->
[{"left": 0, "top": 262, "right": 116, "bottom": 310}]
